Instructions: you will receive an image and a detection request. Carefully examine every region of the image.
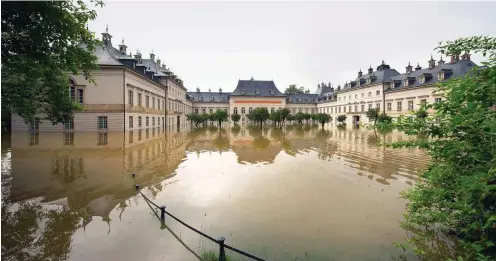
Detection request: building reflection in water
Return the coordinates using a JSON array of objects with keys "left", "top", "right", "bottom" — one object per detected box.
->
[{"left": 2, "top": 123, "right": 429, "bottom": 261}]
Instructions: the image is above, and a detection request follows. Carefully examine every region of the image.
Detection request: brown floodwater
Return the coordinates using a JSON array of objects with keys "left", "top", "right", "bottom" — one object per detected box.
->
[{"left": 1, "top": 124, "right": 432, "bottom": 261}]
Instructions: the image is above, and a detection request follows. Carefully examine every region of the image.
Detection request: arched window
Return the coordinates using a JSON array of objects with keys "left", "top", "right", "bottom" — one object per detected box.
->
[
  {"left": 249, "top": 107, "right": 253, "bottom": 113},
  {"left": 270, "top": 108, "right": 275, "bottom": 113},
  {"left": 69, "top": 79, "right": 75, "bottom": 101},
  {"left": 241, "top": 107, "right": 245, "bottom": 114},
  {"left": 234, "top": 107, "right": 238, "bottom": 114}
]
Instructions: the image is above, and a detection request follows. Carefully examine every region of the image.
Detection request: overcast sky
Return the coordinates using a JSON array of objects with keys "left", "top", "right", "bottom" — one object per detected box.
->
[{"left": 88, "top": 1, "right": 496, "bottom": 93}]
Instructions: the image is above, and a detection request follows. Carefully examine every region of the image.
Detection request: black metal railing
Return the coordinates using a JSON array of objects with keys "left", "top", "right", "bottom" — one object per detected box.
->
[{"left": 135, "top": 184, "right": 266, "bottom": 261}]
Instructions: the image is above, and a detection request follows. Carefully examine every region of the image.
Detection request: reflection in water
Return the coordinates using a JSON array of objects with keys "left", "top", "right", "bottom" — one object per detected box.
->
[{"left": 2, "top": 125, "right": 434, "bottom": 261}]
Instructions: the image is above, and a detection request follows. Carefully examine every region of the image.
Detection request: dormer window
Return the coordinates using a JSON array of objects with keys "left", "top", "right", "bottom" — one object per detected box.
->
[
  {"left": 270, "top": 90, "right": 274, "bottom": 95},
  {"left": 255, "top": 89, "right": 260, "bottom": 95},
  {"left": 305, "top": 98, "right": 309, "bottom": 102},
  {"left": 390, "top": 82, "right": 395, "bottom": 89},
  {"left": 199, "top": 97, "right": 203, "bottom": 101},
  {"left": 210, "top": 96, "right": 214, "bottom": 101},
  {"left": 191, "top": 97, "right": 195, "bottom": 101},
  {"left": 419, "top": 76, "right": 425, "bottom": 84},
  {"left": 296, "top": 97, "right": 301, "bottom": 102},
  {"left": 404, "top": 79, "right": 409, "bottom": 87},
  {"left": 241, "top": 89, "right": 246, "bottom": 95},
  {"left": 357, "top": 81, "right": 360, "bottom": 86},
  {"left": 366, "top": 78, "right": 371, "bottom": 84},
  {"left": 438, "top": 72, "right": 444, "bottom": 81}
]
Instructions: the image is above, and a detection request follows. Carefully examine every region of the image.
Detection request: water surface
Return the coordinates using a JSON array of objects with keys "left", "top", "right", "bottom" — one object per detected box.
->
[{"left": 1, "top": 124, "right": 430, "bottom": 261}]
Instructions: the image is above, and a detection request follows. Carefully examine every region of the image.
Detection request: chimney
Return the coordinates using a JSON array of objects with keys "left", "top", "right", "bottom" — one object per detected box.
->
[
  {"left": 428, "top": 55, "right": 436, "bottom": 69},
  {"left": 150, "top": 51, "right": 155, "bottom": 62},
  {"left": 438, "top": 56, "right": 445, "bottom": 66},
  {"left": 461, "top": 52, "right": 471, "bottom": 61},
  {"left": 415, "top": 62, "right": 422, "bottom": 71},
  {"left": 101, "top": 25, "right": 112, "bottom": 46},
  {"left": 450, "top": 54, "right": 459, "bottom": 64},
  {"left": 196, "top": 87, "right": 200, "bottom": 93},
  {"left": 219, "top": 88, "right": 223, "bottom": 94},
  {"left": 368, "top": 65, "right": 373, "bottom": 74},
  {"left": 118, "top": 38, "right": 127, "bottom": 54},
  {"left": 157, "top": 57, "right": 161, "bottom": 66},
  {"left": 358, "top": 69, "right": 362, "bottom": 77},
  {"left": 406, "top": 62, "right": 413, "bottom": 74}
]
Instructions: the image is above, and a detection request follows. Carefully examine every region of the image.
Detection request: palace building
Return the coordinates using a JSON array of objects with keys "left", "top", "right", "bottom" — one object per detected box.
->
[
  {"left": 10, "top": 26, "right": 477, "bottom": 131},
  {"left": 11, "top": 26, "right": 192, "bottom": 132},
  {"left": 189, "top": 55, "right": 477, "bottom": 126}
]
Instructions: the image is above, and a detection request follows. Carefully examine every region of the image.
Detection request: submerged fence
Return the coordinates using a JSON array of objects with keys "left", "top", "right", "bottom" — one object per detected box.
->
[{"left": 135, "top": 184, "right": 266, "bottom": 261}]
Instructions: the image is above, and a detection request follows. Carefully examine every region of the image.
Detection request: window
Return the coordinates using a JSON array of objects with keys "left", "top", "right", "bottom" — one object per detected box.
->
[
  {"left": 128, "top": 91, "right": 133, "bottom": 105},
  {"left": 361, "top": 93, "right": 364, "bottom": 98},
  {"left": 419, "top": 76, "right": 425, "bottom": 84},
  {"left": 69, "top": 80, "right": 76, "bottom": 101},
  {"left": 368, "top": 103, "right": 372, "bottom": 109},
  {"left": 255, "top": 89, "right": 259, "bottom": 95},
  {"left": 152, "top": 117, "right": 155, "bottom": 126},
  {"left": 344, "top": 96, "right": 346, "bottom": 101},
  {"left": 64, "top": 118, "right": 74, "bottom": 130},
  {"left": 202, "top": 109, "right": 206, "bottom": 114},
  {"left": 361, "top": 104, "right": 365, "bottom": 112},
  {"left": 343, "top": 106, "right": 346, "bottom": 113},
  {"left": 241, "top": 89, "right": 246, "bottom": 95},
  {"left": 129, "top": 116, "right": 133, "bottom": 128},
  {"left": 366, "top": 78, "right": 371, "bottom": 84},
  {"left": 368, "top": 92, "right": 371, "bottom": 97},
  {"left": 338, "top": 107, "right": 341, "bottom": 113},
  {"left": 350, "top": 106, "right": 353, "bottom": 112},
  {"left": 435, "top": 98, "right": 442, "bottom": 103},
  {"left": 138, "top": 116, "right": 142, "bottom": 127},
  {"left": 387, "top": 102, "right": 392, "bottom": 111},
  {"left": 146, "top": 117, "right": 149, "bottom": 126},
  {"left": 404, "top": 79, "right": 409, "bottom": 87},
  {"left": 210, "top": 96, "right": 214, "bottom": 101},
  {"left": 97, "top": 132, "right": 108, "bottom": 145},
  {"left": 152, "top": 97, "right": 155, "bottom": 109},
  {"left": 408, "top": 100, "right": 414, "bottom": 110},
  {"left": 64, "top": 132, "right": 74, "bottom": 145},
  {"left": 349, "top": 95, "right": 351, "bottom": 100},
  {"left": 355, "top": 94, "right": 357, "bottom": 99},
  {"left": 97, "top": 116, "right": 108, "bottom": 130},
  {"left": 138, "top": 93, "right": 142, "bottom": 106},
  {"left": 376, "top": 103, "right": 380, "bottom": 109},
  {"left": 420, "top": 99, "right": 427, "bottom": 106},
  {"left": 146, "top": 96, "right": 150, "bottom": 108},
  {"left": 397, "top": 101, "right": 402, "bottom": 111},
  {"left": 438, "top": 72, "right": 444, "bottom": 81},
  {"left": 271, "top": 108, "right": 275, "bottom": 113},
  {"left": 209, "top": 108, "right": 213, "bottom": 113},
  {"left": 338, "top": 97, "right": 341, "bottom": 101},
  {"left": 249, "top": 107, "right": 253, "bottom": 113},
  {"left": 390, "top": 82, "right": 395, "bottom": 89},
  {"left": 270, "top": 90, "right": 274, "bottom": 94},
  {"left": 330, "top": 108, "right": 333, "bottom": 113},
  {"left": 77, "top": 89, "right": 84, "bottom": 104},
  {"left": 376, "top": 90, "right": 380, "bottom": 96}
]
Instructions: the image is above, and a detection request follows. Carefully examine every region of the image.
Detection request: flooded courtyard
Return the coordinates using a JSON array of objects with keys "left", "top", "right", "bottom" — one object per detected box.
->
[{"left": 2, "top": 124, "right": 430, "bottom": 261}]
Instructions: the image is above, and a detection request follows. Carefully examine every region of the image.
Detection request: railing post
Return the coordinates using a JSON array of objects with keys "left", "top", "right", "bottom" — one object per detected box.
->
[
  {"left": 159, "top": 205, "right": 166, "bottom": 222},
  {"left": 218, "top": 236, "right": 226, "bottom": 261},
  {"left": 135, "top": 184, "right": 140, "bottom": 191}
]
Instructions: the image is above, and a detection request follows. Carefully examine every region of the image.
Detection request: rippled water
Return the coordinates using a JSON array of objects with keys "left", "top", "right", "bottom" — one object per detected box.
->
[{"left": 1, "top": 124, "right": 431, "bottom": 261}]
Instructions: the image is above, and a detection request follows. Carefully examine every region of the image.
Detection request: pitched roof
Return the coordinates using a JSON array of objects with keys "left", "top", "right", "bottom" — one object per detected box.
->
[
  {"left": 93, "top": 44, "right": 123, "bottom": 66},
  {"left": 187, "top": 91, "right": 231, "bottom": 103},
  {"left": 385, "top": 59, "right": 477, "bottom": 91},
  {"left": 287, "top": 94, "right": 319, "bottom": 104},
  {"left": 231, "top": 80, "right": 285, "bottom": 96},
  {"left": 341, "top": 67, "right": 400, "bottom": 92}
]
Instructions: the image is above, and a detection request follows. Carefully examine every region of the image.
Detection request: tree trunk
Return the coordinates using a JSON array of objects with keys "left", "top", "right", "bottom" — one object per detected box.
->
[{"left": 321, "top": 122, "right": 324, "bottom": 129}]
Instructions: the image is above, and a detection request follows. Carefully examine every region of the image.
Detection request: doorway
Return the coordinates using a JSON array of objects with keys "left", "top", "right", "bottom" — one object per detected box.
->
[{"left": 353, "top": 115, "right": 360, "bottom": 127}]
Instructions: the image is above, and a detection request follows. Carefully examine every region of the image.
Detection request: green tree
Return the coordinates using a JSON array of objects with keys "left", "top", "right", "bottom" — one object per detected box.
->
[
  {"left": 212, "top": 110, "right": 228, "bottom": 128},
  {"left": 294, "top": 112, "right": 305, "bottom": 125},
  {"left": 286, "top": 114, "right": 295, "bottom": 124},
  {"left": 280, "top": 108, "right": 290, "bottom": 126},
  {"left": 315, "top": 113, "right": 331, "bottom": 129},
  {"left": 1, "top": 1, "right": 104, "bottom": 129},
  {"left": 391, "top": 36, "right": 496, "bottom": 260},
  {"left": 269, "top": 110, "right": 282, "bottom": 127},
  {"left": 284, "top": 84, "right": 305, "bottom": 95},
  {"left": 366, "top": 108, "right": 380, "bottom": 127},
  {"left": 337, "top": 115, "right": 347, "bottom": 125},
  {"left": 247, "top": 107, "right": 269, "bottom": 128},
  {"left": 230, "top": 113, "right": 241, "bottom": 125},
  {"left": 377, "top": 113, "right": 393, "bottom": 123}
]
